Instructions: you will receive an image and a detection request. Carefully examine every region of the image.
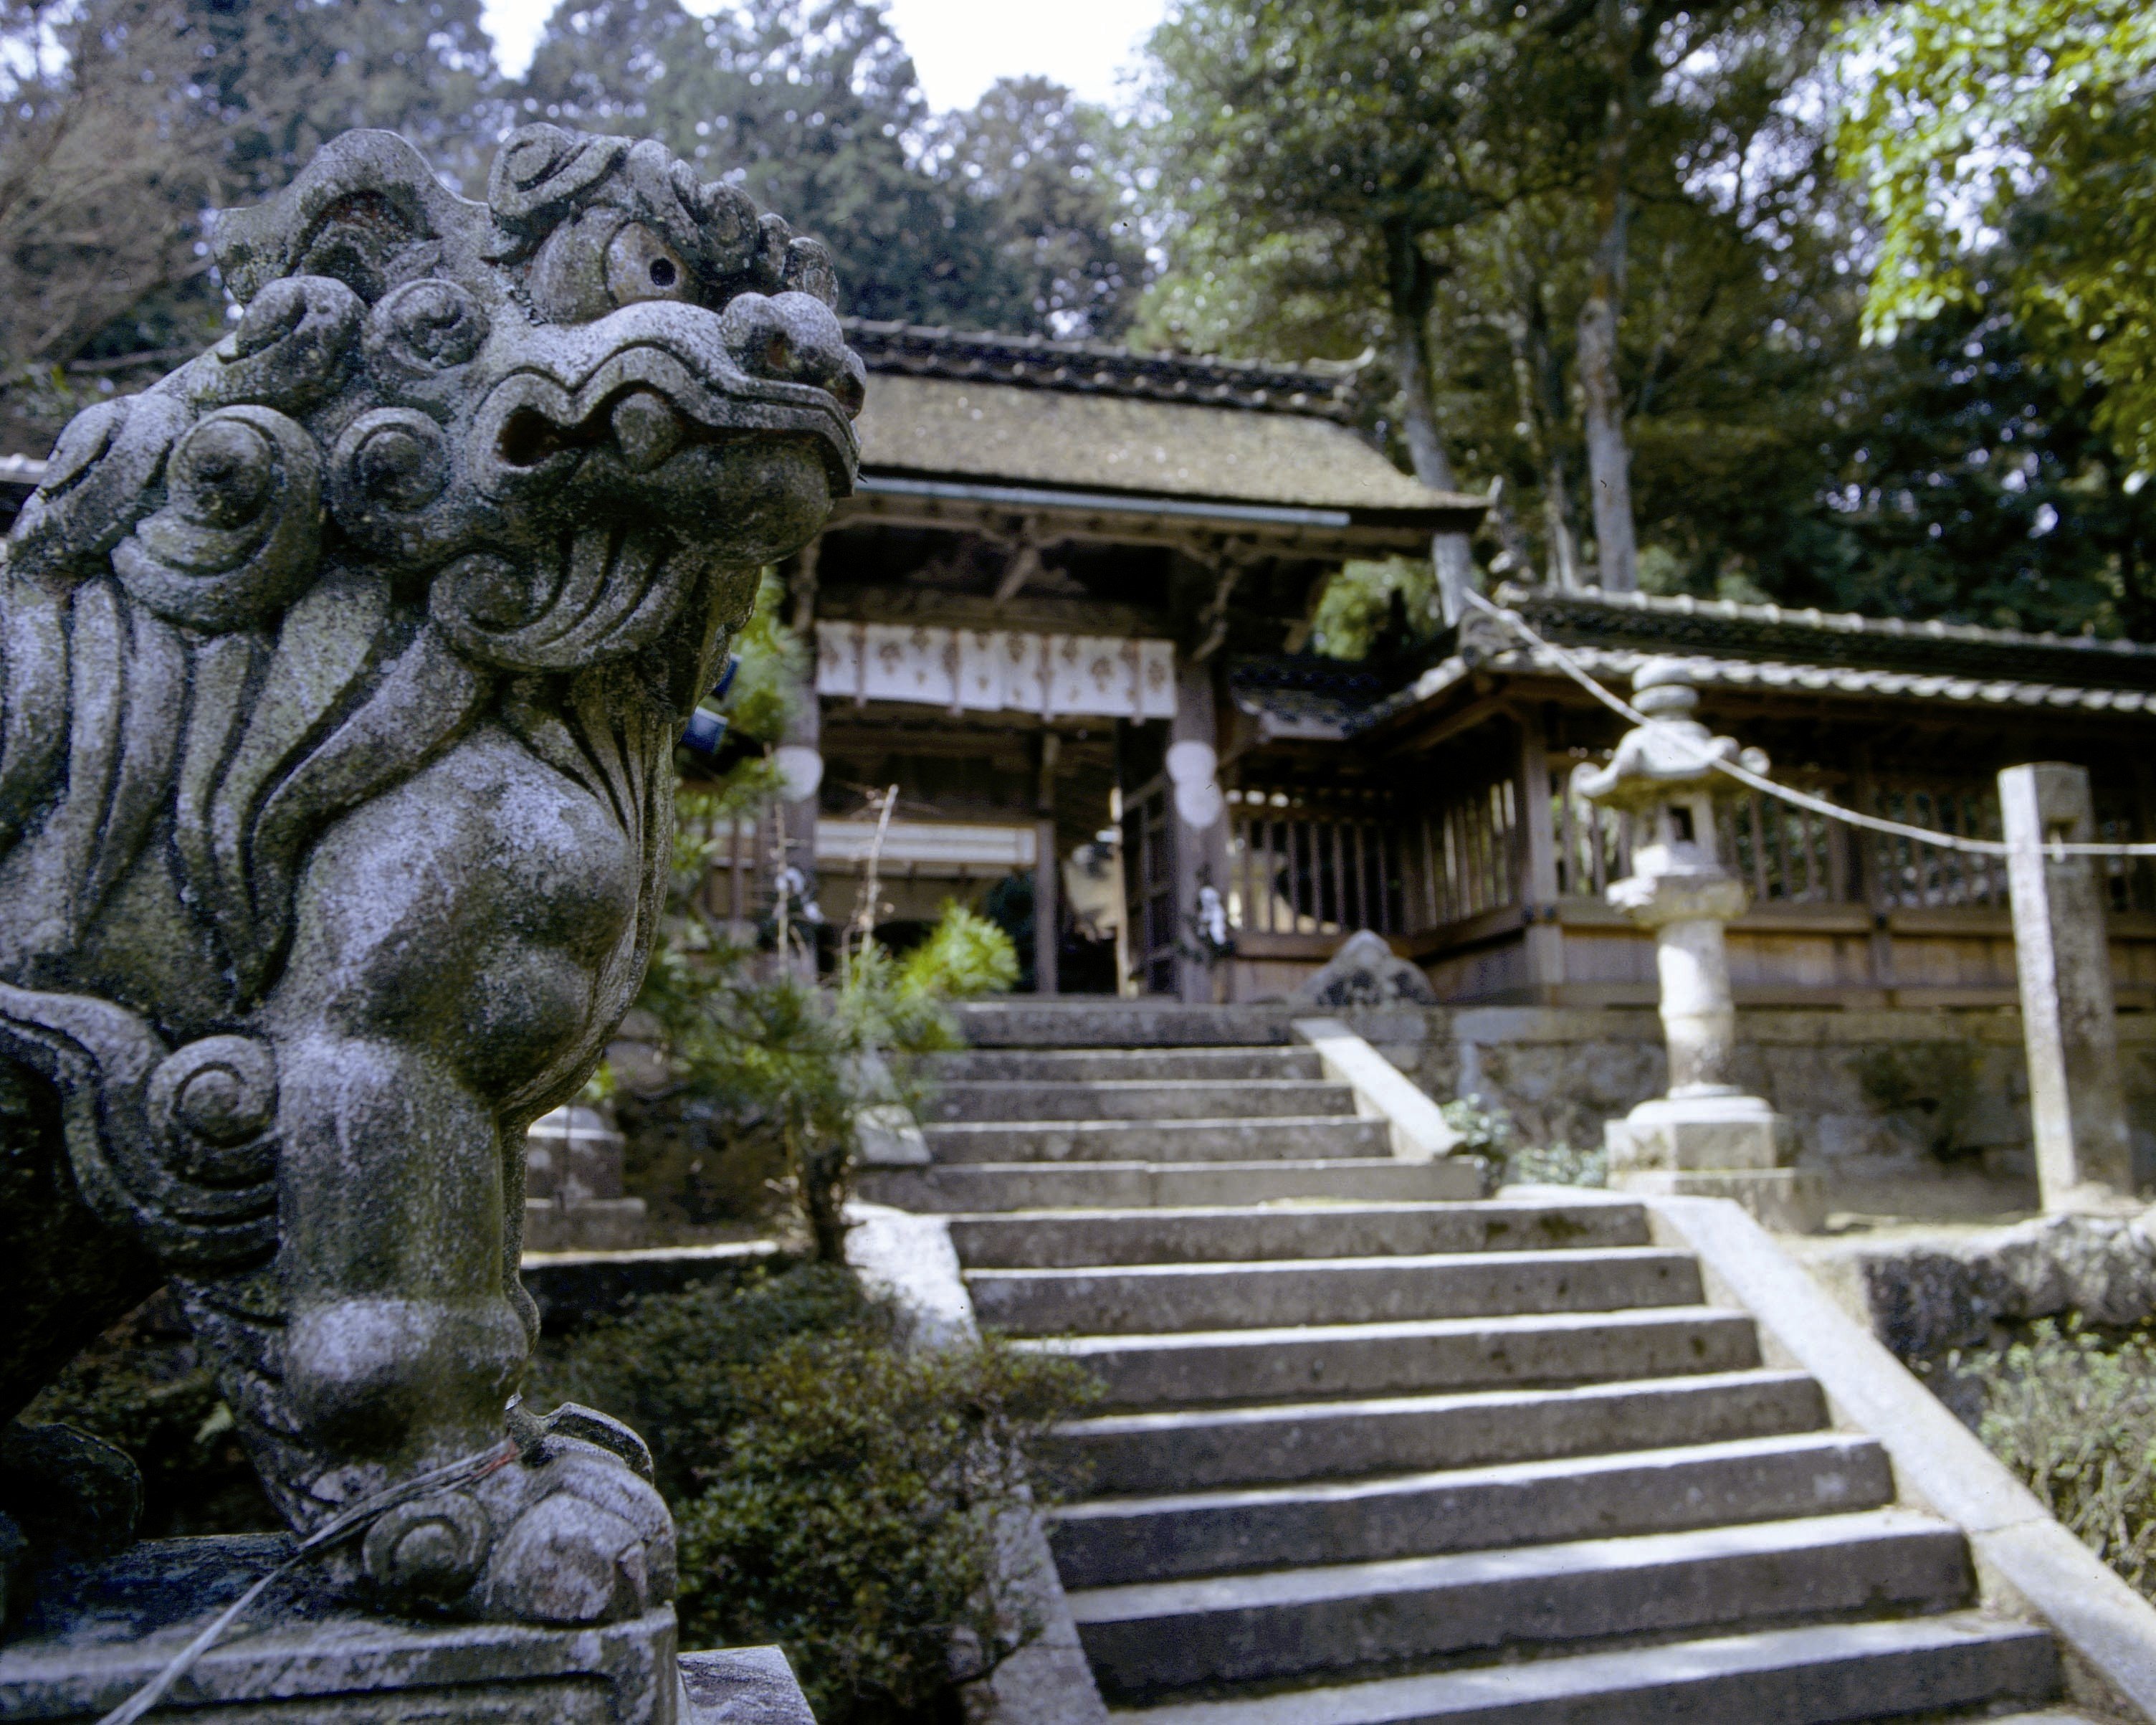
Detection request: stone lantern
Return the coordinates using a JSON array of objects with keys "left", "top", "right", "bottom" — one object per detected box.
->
[{"left": 1572, "top": 659, "right": 1823, "bottom": 1232}]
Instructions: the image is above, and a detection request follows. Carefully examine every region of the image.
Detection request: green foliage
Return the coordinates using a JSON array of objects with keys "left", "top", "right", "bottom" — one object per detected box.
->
[
  {"left": 529, "top": 1265, "right": 1100, "bottom": 1724},
  {"left": 1310, "top": 558, "right": 1438, "bottom": 657},
  {"left": 520, "top": 2, "right": 1139, "bottom": 335},
  {"left": 1441, "top": 1097, "right": 1517, "bottom": 1160},
  {"left": 22, "top": 1298, "right": 277, "bottom": 1539},
  {"left": 1951, "top": 1319, "right": 2156, "bottom": 1595},
  {"left": 644, "top": 895, "right": 1013, "bottom": 1259},
  {"left": 1505, "top": 1143, "right": 1608, "bottom": 1187},
  {"left": 0, "top": 0, "right": 496, "bottom": 455},
  {"left": 1836, "top": 0, "right": 2156, "bottom": 481},
  {"left": 895, "top": 902, "right": 1021, "bottom": 1003}
]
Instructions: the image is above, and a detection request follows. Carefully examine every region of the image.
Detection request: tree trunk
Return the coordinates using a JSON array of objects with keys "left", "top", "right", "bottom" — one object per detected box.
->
[
  {"left": 1385, "top": 218, "right": 1477, "bottom": 624},
  {"left": 1577, "top": 60, "right": 1639, "bottom": 593},
  {"left": 1506, "top": 265, "right": 1585, "bottom": 590}
]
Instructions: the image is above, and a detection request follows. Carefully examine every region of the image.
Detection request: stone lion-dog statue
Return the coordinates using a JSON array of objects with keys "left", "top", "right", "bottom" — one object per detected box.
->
[{"left": 0, "top": 124, "right": 862, "bottom": 1627}]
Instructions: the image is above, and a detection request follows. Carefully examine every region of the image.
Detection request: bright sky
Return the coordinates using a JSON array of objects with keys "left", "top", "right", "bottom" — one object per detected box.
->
[{"left": 480, "top": 0, "right": 1170, "bottom": 112}]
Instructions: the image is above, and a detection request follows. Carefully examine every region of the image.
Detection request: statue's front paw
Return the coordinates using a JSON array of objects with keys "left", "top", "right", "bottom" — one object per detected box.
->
[{"left": 361, "top": 1407, "right": 674, "bottom": 1625}]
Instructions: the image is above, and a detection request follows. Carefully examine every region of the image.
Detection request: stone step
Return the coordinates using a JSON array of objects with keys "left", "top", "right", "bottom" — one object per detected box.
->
[
  {"left": 1051, "top": 1370, "right": 1830, "bottom": 1494},
  {"left": 955, "top": 1002, "right": 1295, "bottom": 1047},
  {"left": 948, "top": 1201, "right": 1650, "bottom": 1270},
  {"left": 932, "top": 1047, "right": 1327, "bottom": 1084},
  {"left": 1107, "top": 1612, "right": 2057, "bottom": 1724},
  {"left": 1069, "top": 1508, "right": 1973, "bottom": 1698},
  {"left": 1019, "top": 1306, "right": 1762, "bottom": 1410},
  {"left": 922, "top": 1079, "right": 1358, "bottom": 1124},
  {"left": 1048, "top": 1432, "right": 1893, "bottom": 1587},
  {"left": 969, "top": 1249, "right": 1704, "bottom": 1336},
  {"left": 923, "top": 1117, "right": 1390, "bottom": 1164},
  {"left": 857, "top": 1159, "right": 1487, "bottom": 1213}
]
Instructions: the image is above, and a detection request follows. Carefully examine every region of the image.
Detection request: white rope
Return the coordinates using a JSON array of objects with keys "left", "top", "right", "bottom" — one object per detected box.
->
[{"left": 1459, "top": 586, "right": 2156, "bottom": 860}]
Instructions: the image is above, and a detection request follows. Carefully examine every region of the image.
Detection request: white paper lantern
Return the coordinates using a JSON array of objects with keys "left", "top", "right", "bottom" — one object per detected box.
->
[
  {"left": 1175, "top": 777, "right": 1225, "bottom": 831},
  {"left": 1165, "top": 739, "right": 1218, "bottom": 787},
  {"left": 773, "top": 744, "right": 824, "bottom": 803}
]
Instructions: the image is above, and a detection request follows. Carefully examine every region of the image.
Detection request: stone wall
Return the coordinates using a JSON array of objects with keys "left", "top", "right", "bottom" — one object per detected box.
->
[{"left": 1338, "top": 1005, "right": 2156, "bottom": 1187}]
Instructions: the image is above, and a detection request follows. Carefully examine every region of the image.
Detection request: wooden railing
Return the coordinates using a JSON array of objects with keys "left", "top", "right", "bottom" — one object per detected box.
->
[
  {"left": 1225, "top": 787, "right": 1407, "bottom": 937},
  {"left": 1408, "top": 772, "right": 1521, "bottom": 929}
]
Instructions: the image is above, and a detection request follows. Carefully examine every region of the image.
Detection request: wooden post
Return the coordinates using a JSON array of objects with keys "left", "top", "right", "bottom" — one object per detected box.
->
[
  {"left": 1170, "top": 656, "right": 1224, "bottom": 1004},
  {"left": 1034, "top": 731, "right": 1060, "bottom": 997},
  {"left": 780, "top": 543, "right": 821, "bottom": 969},
  {"left": 1851, "top": 742, "right": 1894, "bottom": 994},
  {"left": 1515, "top": 705, "right": 1565, "bottom": 997},
  {"left": 2000, "top": 762, "right": 2134, "bottom": 1210}
]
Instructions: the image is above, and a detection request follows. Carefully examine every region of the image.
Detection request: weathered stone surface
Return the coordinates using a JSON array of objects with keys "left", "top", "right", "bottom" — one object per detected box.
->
[
  {"left": 1287, "top": 931, "right": 1439, "bottom": 1007},
  {"left": 1806, "top": 1212, "right": 2156, "bottom": 1362},
  {"left": 2000, "top": 763, "right": 2135, "bottom": 1211},
  {"left": 0, "top": 1536, "right": 682, "bottom": 1723},
  {"left": 680, "top": 1648, "right": 816, "bottom": 1725},
  {"left": 525, "top": 1104, "right": 649, "bottom": 1250},
  {"left": 0, "top": 120, "right": 859, "bottom": 1639}
]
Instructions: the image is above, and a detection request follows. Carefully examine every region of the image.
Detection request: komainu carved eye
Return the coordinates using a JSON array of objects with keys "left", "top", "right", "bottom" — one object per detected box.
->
[
  {"left": 605, "top": 222, "right": 692, "bottom": 306},
  {"left": 367, "top": 277, "right": 489, "bottom": 382}
]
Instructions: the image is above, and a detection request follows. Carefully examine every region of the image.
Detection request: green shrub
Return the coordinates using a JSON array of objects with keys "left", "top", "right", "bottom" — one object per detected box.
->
[
  {"left": 1951, "top": 1319, "right": 2156, "bottom": 1595},
  {"left": 1441, "top": 1098, "right": 1515, "bottom": 1160},
  {"left": 22, "top": 1296, "right": 276, "bottom": 1539},
  {"left": 1505, "top": 1143, "right": 1608, "bottom": 1187},
  {"left": 528, "top": 1264, "right": 1099, "bottom": 1725}
]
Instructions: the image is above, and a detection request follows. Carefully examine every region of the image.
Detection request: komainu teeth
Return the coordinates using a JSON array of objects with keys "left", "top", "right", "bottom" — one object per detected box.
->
[{"left": 609, "top": 389, "right": 684, "bottom": 472}]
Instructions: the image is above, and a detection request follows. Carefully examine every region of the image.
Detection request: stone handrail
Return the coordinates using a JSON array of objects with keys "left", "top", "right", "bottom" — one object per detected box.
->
[{"left": 1292, "top": 1017, "right": 1464, "bottom": 1161}]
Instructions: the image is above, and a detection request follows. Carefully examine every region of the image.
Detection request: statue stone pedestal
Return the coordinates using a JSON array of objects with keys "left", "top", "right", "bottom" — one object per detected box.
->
[
  {"left": 1605, "top": 1094, "right": 1821, "bottom": 1232},
  {"left": 525, "top": 1104, "right": 649, "bottom": 1253},
  {"left": 0, "top": 1536, "right": 812, "bottom": 1725}
]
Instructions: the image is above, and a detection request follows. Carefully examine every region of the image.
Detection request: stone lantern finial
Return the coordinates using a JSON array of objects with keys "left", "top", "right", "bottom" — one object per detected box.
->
[{"left": 1573, "top": 659, "right": 1823, "bottom": 1232}]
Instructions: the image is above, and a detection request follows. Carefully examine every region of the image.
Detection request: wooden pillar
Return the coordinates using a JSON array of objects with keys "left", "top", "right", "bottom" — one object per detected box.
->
[
  {"left": 1171, "top": 655, "right": 1224, "bottom": 1004},
  {"left": 775, "top": 544, "right": 821, "bottom": 974},
  {"left": 1515, "top": 705, "right": 1565, "bottom": 997},
  {"left": 1034, "top": 731, "right": 1060, "bottom": 997},
  {"left": 1851, "top": 742, "right": 1894, "bottom": 993}
]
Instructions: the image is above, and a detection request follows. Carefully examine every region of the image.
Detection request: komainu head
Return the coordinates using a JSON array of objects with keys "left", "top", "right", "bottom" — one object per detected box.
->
[{"left": 11, "top": 123, "right": 861, "bottom": 680}]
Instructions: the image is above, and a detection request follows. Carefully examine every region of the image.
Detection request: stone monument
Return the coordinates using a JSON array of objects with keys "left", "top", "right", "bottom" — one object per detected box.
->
[
  {"left": 1573, "top": 660, "right": 1823, "bottom": 1232},
  {"left": 524, "top": 1104, "right": 649, "bottom": 1252},
  {"left": 0, "top": 123, "right": 861, "bottom": 1721}
]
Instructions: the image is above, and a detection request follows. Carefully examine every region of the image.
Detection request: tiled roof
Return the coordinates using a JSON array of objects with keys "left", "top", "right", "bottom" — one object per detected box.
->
[
  {"left": 853, "top": 374, "right": 1477, "bottom": 516},
  {"left": 1498, "top": 584, "right": 2156, "bottom": 691},
  {"left": 1368, "top": 640, "right": 2156, "bottom": 730},
  {"left": 843, "top": 320, "right": 1361, "bottom": 422}
]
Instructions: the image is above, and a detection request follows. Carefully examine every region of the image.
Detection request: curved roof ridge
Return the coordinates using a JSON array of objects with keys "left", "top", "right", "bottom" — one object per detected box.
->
[
  {"left": 1494, "top": 580, "right": 2156, "bottom": 664},
  {"left": 840, "top": 318, "right": 1363, "bottom": 422}
]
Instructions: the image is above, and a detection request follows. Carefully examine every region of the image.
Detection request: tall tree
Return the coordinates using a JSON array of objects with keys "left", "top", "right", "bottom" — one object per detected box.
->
[
  {"left": 1835, "top": 0, "right": 2156, "bottom": 483},
  {"left": 922, "top": 77, "right": 1146, "bottom": 341},
  {"left": 1140, "top": 0, "right": 1595, "bottom": 613},
  {"left": 0, "top": 0, "right": 497, "bottom": 456},
  {"left": 521, "top": 0, "right": 1013, "bottom": 326}
]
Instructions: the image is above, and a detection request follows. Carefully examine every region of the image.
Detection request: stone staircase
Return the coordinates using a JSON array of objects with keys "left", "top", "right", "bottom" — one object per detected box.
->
[{"left": 857, "top": 1004, "right": 2093, "bottom": 1725}]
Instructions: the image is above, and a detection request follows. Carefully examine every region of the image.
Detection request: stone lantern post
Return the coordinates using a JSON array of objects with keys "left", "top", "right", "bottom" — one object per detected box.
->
[{"left": 1573, "top": 660, "right": 1823, "bottom": 1232}]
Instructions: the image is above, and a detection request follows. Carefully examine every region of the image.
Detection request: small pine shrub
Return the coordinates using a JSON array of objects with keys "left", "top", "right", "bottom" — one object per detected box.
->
[
  {"left": 528, "top": 1264, "right": 1099, "bottom": 1725},
  {"left": 1951, "top": 1319, "right": 2156, "bottom": 1595}
]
